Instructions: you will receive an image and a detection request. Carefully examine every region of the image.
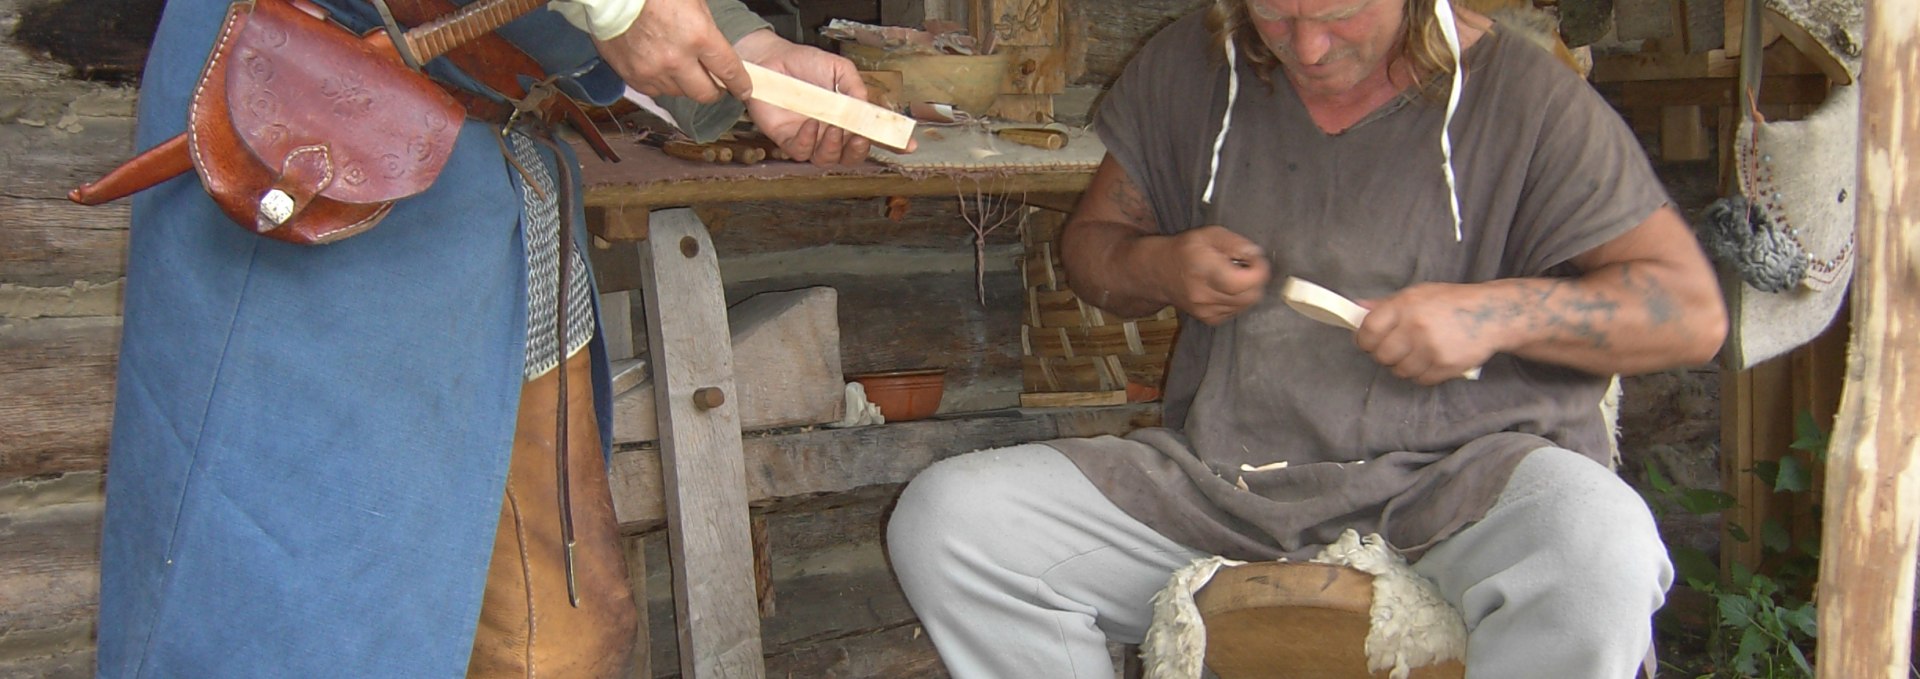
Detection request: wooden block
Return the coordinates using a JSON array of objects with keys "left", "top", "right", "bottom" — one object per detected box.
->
[
  {"left": 601, "top": 290, "right": 636, "bottom": 361},
  {"left": 613, "top": 287, "right": 845, "bottom": 444},
  {"left": 1615, "top": 0, "right": 1678, "bottom": 41},
  {"left": 857, "top": 70, "right": 904, "bottom": 112},
  {"left": 1685, "top": 0, "right": 1727, "bottom": 53},
  {"left": 637, "top": 208, "right": 765, "bottom": 679},
  {"left": 1020, "top": 390, "right": 1126, "bottom": 408},
  {"left": 590, "top": 202, "right": 653, "bottom": 242}
]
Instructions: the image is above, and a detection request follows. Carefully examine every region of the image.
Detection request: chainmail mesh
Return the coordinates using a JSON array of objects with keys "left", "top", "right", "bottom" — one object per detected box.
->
[{"left": 510, "top": 131, "right": 596, "bottom": 380}]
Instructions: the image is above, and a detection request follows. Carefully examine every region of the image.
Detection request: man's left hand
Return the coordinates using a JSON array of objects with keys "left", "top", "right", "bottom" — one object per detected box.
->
[
  {"left": 1354, "top": 282, "right": 1505, "bottom": 385},
  {"left": 733, "top": 31, "right": 872, "bottom": 166}
]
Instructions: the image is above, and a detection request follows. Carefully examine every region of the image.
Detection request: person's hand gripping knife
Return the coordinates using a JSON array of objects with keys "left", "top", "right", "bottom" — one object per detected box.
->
[
  {"left": 554, "top": 0, "right": 906, "bottom": 164},
  {"left": 1058, "top": 158, "right": 1271, "bottom": 327}
]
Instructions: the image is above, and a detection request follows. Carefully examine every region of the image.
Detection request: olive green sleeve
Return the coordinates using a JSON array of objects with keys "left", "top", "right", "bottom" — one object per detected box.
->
[{"left": 653, "top": 0, "right": 775, "bottom": 142}]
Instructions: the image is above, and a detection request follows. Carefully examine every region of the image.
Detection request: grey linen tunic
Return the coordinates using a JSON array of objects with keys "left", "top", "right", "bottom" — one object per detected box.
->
[{"left": 1047, "top": 14, "right": 1669, "bottom": 561}]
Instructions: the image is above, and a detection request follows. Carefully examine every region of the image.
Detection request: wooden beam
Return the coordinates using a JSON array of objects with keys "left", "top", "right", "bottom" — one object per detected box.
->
[
  {"left": 608, "top": 404, "right": 1158, "bottom": 531},
  {"left": 1599, "top": 74, "right": 1830, "bottom": 108},
  {"left": 637, "top": 208, "right": 765, "bottom": 679},
  {"left": 1815, "top": 0, "right": 1920, "bottom": 675}
]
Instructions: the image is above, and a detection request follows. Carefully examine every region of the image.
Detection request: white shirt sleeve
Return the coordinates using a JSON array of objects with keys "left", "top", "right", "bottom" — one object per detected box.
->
[{"left": 547, "top": 0, "right": 647, "bottom": 40}]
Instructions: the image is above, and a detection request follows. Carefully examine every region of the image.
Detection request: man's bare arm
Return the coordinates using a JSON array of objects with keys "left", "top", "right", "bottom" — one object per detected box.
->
[
  {"left": 1360, "top": 206, "right": 1727, "bottom": 382},
  {"left": 1061, "top": 156, "right": 1269, "bottom": 324}
]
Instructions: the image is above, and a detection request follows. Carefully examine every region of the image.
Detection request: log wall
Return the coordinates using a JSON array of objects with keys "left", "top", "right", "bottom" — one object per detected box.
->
[{"left": 0, "top": 0, "right": 1197, "bottom": 675}]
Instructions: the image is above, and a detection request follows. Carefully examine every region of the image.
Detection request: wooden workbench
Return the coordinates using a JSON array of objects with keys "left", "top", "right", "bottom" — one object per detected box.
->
[{"left": 576, "top": 131, "right": 1099, "bottom": 240}]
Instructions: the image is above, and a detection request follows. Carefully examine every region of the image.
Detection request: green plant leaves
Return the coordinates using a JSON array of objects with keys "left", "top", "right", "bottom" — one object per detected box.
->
[{"left": 1774, "top": 456, "right": 1813, "bottom": 493}]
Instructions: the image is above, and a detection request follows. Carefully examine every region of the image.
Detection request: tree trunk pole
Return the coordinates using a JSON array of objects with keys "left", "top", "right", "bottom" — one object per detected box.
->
[{"left": 1814, "top": 1, "right": 1920, "bottom": 677}]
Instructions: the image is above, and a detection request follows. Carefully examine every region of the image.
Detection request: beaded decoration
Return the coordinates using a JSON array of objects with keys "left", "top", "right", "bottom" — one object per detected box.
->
[{"left": 1733, "top": 117, "right": 1855, "bottom": 291}]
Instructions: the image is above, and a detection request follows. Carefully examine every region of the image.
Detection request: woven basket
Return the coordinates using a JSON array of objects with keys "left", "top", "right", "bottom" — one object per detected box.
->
[{"left": 1019, "top": 213, "right": 1180, "bottom": 394}]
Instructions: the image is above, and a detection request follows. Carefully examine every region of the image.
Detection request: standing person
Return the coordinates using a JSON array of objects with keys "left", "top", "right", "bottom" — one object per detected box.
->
[
  {"left": 96, "top": 0, "right": 876, "bottom": 675},
  {"left": 887, "top": 0, "right": 1728, "bottom": 677}
]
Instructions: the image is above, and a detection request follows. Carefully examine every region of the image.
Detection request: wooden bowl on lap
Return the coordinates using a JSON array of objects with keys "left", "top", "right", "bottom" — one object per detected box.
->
[{"left": 1195, "top": 562, "right": 1466, "bottom": 679}]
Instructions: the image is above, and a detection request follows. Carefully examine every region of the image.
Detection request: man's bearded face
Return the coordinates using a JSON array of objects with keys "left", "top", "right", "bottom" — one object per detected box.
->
[{"left": 1247, "top": 0, "right": 1407, "bottom": 99}]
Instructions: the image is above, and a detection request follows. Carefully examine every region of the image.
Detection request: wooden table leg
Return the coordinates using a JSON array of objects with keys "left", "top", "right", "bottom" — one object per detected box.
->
[{"left": 639, "top": 208, "right": 766, "bottom": 679}]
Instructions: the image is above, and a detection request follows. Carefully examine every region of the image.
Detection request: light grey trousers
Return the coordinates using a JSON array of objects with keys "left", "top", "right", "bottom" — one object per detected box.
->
[{"left": 887, "top": 444, "right": 1672, "bottom": 679}]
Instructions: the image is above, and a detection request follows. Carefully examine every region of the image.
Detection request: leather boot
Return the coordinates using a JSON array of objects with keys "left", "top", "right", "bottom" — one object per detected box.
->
[{"left": 467, "top": 350, "right": 638, "bottom": 677}]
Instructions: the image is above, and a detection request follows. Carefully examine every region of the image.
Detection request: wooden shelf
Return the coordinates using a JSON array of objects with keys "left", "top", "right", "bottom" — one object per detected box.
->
[{"left": 608, "top": 403, "right": 1159, "bottom": 532}]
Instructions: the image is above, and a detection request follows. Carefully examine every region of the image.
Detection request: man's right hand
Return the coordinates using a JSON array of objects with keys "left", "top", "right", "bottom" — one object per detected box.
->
[
  {"left": 1142, "top": 225, "right": 1270, "bottom": 325},
  {"left": 592, "top": 0, "right": 752, "bottom": 104}
]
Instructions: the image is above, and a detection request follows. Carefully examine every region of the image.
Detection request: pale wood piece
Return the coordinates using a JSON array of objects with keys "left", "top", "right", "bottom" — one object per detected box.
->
[
  {"left": 1281, "top": 277, "right": 1368, "bottom": 331},
  {"left": 1195, "top": 562, "right": 1465, "bottom": 679},
  {"left": 1815, "top": 1, "right": 1920, "bottom": 675},
  {"left": 609, "top": 403, "right": 1158, "bottom": 531},
  {"left": 1019, "top": 390, "right": 1125, "bottom": 408},
  {"left": 742, "top": 62, "right": 915, "bottom": 150},
  {"left": 610, "top": 358, "right": 647, "bottom": 395},
  {"left": 612, "top": 287, "right": 844, "bottom": 444},
  {"left": 1281, "top": 277, "right": 1481, "bottom": 381},
  {"left": 637, "top": 208, "right": 765, "bottom": 679}
]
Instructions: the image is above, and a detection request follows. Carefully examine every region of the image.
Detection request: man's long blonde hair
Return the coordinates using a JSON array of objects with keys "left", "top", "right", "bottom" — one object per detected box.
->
[{"left": 1206, "top": 0, "right": 1458, "bottom": 97}]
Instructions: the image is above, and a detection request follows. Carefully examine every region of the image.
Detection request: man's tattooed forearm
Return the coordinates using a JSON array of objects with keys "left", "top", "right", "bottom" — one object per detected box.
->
[{"left": 1109, "top": 175, "right": 1156, "bottom": 227}]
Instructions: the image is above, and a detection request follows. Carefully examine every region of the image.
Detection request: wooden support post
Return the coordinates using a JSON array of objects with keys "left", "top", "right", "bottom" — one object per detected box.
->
[
  {"left": 639, "top": 208, "right": 766, "bottom": 679},
  {"left": 623, "top": 535, "right": 653, "bottom": 679},
  {"left": 1814, "top": 1, "right": 1920, "bottom": 677}
]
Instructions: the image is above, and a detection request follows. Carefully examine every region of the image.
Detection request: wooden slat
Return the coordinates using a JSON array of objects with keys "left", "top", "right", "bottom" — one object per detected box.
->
[
  {"left": 0, "top": 200, "right": 129, "bottom": 288},
  {"left": 637, "top": 208, "right": 764, "bottom": 679},
  {"left": 1815, "top": 2, "right": 1920, "bottom": 674},
  {"left": 0, "top": 318, "right": 119, "bottom": 479},
  {"left": 608, "top": 404, "right": 1157, "bottom": 531},
  {"left": 0, "top": 501, "right": 102, "bottom": 661},
  {"left": 1600, "top": 74, "right": 1830, "bottom": 108},
  {"left": 623, "top": 535, "right": 652, "bottom": 679},
  {"left": 0, "top": 111, "right": 138, "bottom": 203}
]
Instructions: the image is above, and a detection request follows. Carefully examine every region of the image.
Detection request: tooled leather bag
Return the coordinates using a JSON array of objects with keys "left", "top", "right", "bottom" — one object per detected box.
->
[
  {"left": 193, "top": 0, "right": 462, "bottom": 243},
  {"left": 70, "top": 0, "right": 567, "bottom": 245}
]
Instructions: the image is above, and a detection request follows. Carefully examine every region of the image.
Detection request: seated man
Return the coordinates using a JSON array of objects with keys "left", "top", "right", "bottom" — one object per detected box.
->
[{"left": 886, "top": 0, "right": 1726, "bottom": 677}]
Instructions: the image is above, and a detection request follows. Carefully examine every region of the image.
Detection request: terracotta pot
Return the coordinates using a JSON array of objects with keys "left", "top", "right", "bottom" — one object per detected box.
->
[{"left": 849, "top": 368, "right": 947, "bottom": 422}]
